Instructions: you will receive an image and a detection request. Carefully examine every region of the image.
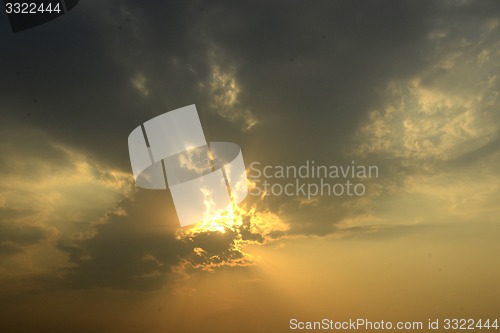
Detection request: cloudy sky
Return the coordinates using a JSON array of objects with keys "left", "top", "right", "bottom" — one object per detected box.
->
[{"left": 1, "top": 1, "right": 499, "bottom": 332}]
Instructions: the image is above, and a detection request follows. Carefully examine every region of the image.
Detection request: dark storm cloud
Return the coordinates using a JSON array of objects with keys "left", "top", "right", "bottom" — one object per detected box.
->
[
  {"left": 2, "top": 0, "right": 498, "bottom": 160},
  {"left": 2, "top": 0, "right": 496, "bottom": 170},
  {"left": 0, "top": 0, "right": 440, "bottom": 169}
]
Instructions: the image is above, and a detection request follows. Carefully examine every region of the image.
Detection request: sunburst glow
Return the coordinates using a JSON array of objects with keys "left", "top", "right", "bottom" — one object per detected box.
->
[{"left": 174, "top": 185, "right": 288, "bottom": 271}]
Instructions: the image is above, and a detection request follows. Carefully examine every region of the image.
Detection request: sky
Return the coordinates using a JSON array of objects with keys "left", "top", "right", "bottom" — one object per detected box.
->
[{"left": 1, "top": 1, "right": 500, "bottom": 332}]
